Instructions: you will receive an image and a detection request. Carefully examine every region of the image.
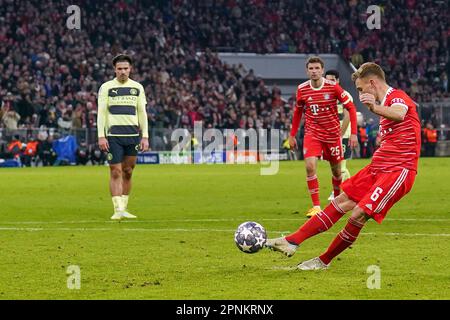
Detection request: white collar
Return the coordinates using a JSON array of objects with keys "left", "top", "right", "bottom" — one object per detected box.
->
[{"left": 380, "top": 87, "right": 393, "bottom": 106}]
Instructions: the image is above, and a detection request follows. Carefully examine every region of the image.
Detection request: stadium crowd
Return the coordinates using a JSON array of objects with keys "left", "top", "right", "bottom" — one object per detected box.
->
[{"left": 0, "top": 0, "right": 449, "bottom": 165}]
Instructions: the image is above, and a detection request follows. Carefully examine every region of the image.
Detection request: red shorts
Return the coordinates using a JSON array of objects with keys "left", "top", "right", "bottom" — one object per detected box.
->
[
  {"left": 303, "top": 135, "right": 343, "bottom": 164},
  {"left": 341, "top": 165, "right": 417, "bottom": 223}
]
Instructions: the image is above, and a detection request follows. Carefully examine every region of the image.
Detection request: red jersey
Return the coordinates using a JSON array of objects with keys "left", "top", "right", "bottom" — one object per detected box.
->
[
  {"left": 290, "top": 78, "right": 357, "bottom": 143},
  {"left": 371, "top": 87, "right": 421, "bottom": 172}
]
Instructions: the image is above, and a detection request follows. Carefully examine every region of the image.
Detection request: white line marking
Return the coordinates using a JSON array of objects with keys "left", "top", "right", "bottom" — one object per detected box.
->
[
  {"left": 0, "top": 227, "right": 449, "bottom": 237},
  {"left": 270, "top": 266, "right": 298, "bottom": 271},
  {"left": 0, "top": 217, "right": 448, "bottom": 225}
]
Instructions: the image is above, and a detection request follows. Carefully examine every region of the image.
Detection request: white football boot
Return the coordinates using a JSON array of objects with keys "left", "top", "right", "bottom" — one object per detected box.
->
[
  {"left": 121, "top": 211, "right": 137, "bottom": 219},
  {"left": 265, "top": 237, "right": 298, "bottom": 257},
  {"left": 110, "top": 212, "right": 123, "bottom": 220},
  {"left": 297, "top": 257, "right": 330, "bottom": 270}
]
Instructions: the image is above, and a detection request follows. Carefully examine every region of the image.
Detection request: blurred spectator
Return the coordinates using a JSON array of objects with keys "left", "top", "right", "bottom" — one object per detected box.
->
[
  {"left": 38, "top": 136, "right": 57, "bottom": 166},
  {"left": 90, "top": 145, "right": 106, "bottom": 165},
  {"left": 422, "top": 121, "right": 438, "bottom": 156},
  {"left": 21, "top": 136, "right": 40, "bottom": 167},
  {"left": 366, "top": 118, "right": 378, "bottom": 157},
  {"left": 358, "top": 124, "right": 369, "bottom": 158},
  {"left": 2, "top": 107, "right": 21, "bottom": 131},
  {"left": 0, "top": 0, "right": 447, "bottom": 138},
  {"left": 6, "top": 135, "right": 24, "bottom": 160},
  {"left": 76, "top": 139, "right": 90, "bottom": 165}
]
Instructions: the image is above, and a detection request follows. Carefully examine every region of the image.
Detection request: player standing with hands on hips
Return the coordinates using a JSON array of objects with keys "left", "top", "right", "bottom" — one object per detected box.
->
[
  {"left": 288, "top": 56, "right": 358, "bottom": 218},
  {"left": 266, "top": 62, "right": 421, "bottom": 270},
  {"left": 97, "top": 54, "right": 149, "bottom": 220}
]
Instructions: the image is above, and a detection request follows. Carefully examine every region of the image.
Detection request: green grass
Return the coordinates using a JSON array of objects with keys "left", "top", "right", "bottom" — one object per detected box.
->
[{"left": 0, "top": 158, "right": 449, "bottom": 299}]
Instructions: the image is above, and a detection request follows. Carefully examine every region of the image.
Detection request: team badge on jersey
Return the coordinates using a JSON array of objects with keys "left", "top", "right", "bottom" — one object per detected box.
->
[
  {"left": 107, "top": 153, "right": 113, "bottom": 161},
  {"left": 130, "top": 88, "right": 138, "bottom": 95},
  {"left": 324, "top": 94, "right": 330, "bottom": 100}
]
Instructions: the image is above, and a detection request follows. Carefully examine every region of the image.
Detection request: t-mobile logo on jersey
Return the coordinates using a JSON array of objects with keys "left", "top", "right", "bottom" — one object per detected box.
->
[
  {"left": 366, "top": 5, "right": 381, "bottom": 30},
  {"left": 310, "top": 104, "right": 320, "bottom": 115}
]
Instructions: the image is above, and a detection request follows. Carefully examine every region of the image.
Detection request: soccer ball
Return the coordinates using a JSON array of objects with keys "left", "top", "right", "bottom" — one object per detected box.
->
[{"left": 234, "top": 221, "right": 267, "bottom": 253}]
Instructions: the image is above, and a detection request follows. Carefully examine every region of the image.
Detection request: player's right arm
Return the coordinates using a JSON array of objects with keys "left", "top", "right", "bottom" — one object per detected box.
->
[
  {"left": 289, "top": 87, "right": 304, "bottom": 149},
  {"left": 97, "top": 84, "right": 109, "bottom": 152},
  {"left": 360, "top": 93, "right": 407, "bottom": 122}
]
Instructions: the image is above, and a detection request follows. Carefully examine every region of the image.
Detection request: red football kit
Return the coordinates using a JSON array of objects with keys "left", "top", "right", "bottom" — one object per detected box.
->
[
  {"left": 290, "top": 78, "right": 357, "bottom": 164},
  {"left": 342, "top": 87, "right": 421, "bottom": 223}
]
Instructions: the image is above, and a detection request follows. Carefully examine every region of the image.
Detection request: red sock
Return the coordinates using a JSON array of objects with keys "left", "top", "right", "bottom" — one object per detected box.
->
[
  {"left": 306, "top": 175, "right": 320, "bottom": 207},
  {"left": 319, "top": 217, "right": 365, "bottom": 265},
  {"left": 332, "top": 175, "right": 342, "bottom": 198},
  {"left": 285, "top": 199, "right": 347, "bottom": 245}
]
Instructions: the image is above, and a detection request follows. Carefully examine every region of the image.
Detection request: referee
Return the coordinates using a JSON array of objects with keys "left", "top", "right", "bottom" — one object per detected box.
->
[{"left": 97, "top": 54, "right": 149, "bottom": 220}]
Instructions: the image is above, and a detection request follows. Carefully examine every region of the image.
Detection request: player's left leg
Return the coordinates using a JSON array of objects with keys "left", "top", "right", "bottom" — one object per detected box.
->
[
  {"left": 266, "top": 192, "right": 356, "bottom": 257},
  {"left": 297, "top": 206, "right": 370, "bottom": 270},
  {"left": 121, "top": 155, "right": 137, "bottom": 218},
  {"left": 328, "top": 159, "right": 348, "bottom": 201},
  {"left": 323, "top": 139, "right": 343, "bottom": 201},
  {"left": 118, "top": 137, "right": 141, "bottom": 218},
  {"left": 107, "top": 137, "right": 125, "bottom": 220},
  {"left": 330, "top": 161, "right": 342, "bottom": 199}
]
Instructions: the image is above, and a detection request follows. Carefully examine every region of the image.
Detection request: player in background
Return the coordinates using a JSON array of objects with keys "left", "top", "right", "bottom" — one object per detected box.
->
[
  {"left": 324, "top": 70, "right": 353, "bottom": 201},
  {"left": 97, "top": 54, "right": 149, "bottom": 220},
  {"left": 266, "top": 62, "right": 421, "bottom": 270},
  {"left": 288, "top": 56, "right": 358, "bottom": 218}
]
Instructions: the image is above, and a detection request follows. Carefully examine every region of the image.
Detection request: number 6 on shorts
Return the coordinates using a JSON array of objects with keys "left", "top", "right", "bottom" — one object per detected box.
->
[{"left": 370, "top": 187, "right": 383, "bottom": 201}]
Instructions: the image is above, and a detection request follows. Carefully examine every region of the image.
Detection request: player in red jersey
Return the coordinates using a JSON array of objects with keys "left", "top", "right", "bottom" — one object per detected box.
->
[
  {"left": 289, "top": 56, "right": 358, "bottom": 217},
  {"left": 266, "top": 62, "right": 421, "bottom": 270}
]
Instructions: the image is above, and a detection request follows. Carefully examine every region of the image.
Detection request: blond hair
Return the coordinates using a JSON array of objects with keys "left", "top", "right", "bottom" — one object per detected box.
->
[{"left": 351, "top": 62, "right": 385, "bottom": 82}]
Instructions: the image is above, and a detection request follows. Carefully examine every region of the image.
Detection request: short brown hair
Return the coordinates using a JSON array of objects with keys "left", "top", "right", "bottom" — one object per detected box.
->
[
  {"left": 306, "top": 56, "right": 324, "bottom": 68},
  {"left": 112, "top": 54, "right": 133, "bottom": 66},
  {"left": 351, "top": 62, "right": 385, "bottom": 82}
]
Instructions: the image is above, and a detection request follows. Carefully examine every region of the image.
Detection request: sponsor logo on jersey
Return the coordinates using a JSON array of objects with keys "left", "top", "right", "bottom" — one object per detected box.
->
[
  {"left": 308, "top": 96, "right": 313, "bottom": 101},
  {"left": 391, "top": 98, "right": 406, "bottom": 104}
]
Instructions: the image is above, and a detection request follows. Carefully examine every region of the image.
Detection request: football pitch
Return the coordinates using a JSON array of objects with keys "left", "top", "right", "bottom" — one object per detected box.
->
[{"left": 0, "top": 158, "right": 449, "bottom": 300}]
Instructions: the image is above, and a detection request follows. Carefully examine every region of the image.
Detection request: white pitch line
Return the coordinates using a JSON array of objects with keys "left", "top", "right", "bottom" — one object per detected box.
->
[
  {"left": 0, "top": 217, "right": 449, "bottom": 225},
  {"left": 0, "top": 226, "right": 449, "bottom": 237}
]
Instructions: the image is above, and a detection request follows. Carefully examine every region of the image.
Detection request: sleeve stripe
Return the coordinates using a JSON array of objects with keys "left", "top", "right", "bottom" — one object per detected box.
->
[
  {"left": 342, "top": 98, "right": 351, "bottom": 105},
  {"left": 392, "top": 103, "right": 409, "bottom": 111}
]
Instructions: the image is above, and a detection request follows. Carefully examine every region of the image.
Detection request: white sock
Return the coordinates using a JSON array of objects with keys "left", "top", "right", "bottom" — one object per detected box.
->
[
  {"left": 112, "top": 196, "right": 124, "bottom": 213},
  {"left": 122, "top": 195, "right": 129, "bottom": 211}
]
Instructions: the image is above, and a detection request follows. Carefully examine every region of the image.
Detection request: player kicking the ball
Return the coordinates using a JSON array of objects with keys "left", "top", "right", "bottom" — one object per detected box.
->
[
  {"left": 266, "top": 62, "right": 421, "bottom": 270},
  {"left": 289, "top": 57, "right": 358, "bottom": 218}
]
